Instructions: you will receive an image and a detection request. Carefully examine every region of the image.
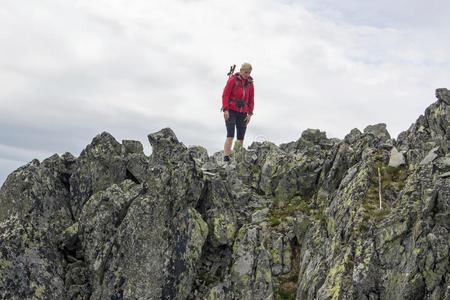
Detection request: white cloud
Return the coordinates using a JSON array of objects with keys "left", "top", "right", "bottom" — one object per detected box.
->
[{"left": 1, "top": 0, "right": 449, "bottom": 186}]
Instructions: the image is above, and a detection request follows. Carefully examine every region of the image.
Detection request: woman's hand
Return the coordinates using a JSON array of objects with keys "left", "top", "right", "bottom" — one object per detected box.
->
[
  {"left": 224, "top": 110, "right": 229, "bottom": 121},
  {"left": 245, "top": 114, "right": 251, "bottom": 125}
]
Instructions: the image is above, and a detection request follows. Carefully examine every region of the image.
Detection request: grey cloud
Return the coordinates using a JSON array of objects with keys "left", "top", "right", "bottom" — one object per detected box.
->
[{"left": 293, "top": 0, "right": 450, "bottom": 29}]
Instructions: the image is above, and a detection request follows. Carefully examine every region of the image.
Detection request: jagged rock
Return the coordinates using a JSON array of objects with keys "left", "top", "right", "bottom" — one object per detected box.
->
[
  {"left": 70, "top": 132, "right": 128, "bottom": 218},
  {"left": 420, "top": 146, "right": 439, "bottom": 165},
  {"left": 436, "top": 87, "right": 450, "bottom": 105},
  {"left": 148, "top": 127, "right": 186, "bottom": 162},
  {"left": 396, "top": 89, "right": 449, "bottom": 168},
  {"left": 0, "top": 154, "right": 74, "bottom": 235},
  {"left": 122, "top": 140, "right": 149, "bottom": 183},
  {"left": 231, "top": 225, "right": 274, "bottom": 299},
  {"left": 199, "top": 175, "right": 237, "bottom": 247},
  {"left": 188, "top": 145, "right": 209, "bottom": 164},
  {"left": 0, "top": 216, "right": 66, "bottom": 299},
  {"left": 122, "top": 140, "right": 144, "bottom": 154},
  {"left": 58, "top": 222, "right": 80, "bottom": 255},
  {"left": 251, "top": 208, "right": 269, "bottom": 223},
  {"left": 344, "top": 128, "right": 362, "bottom": 144},
  {"left": 299, "top": 128, "right": 327, "bottom": 145},
  {"left": 0, "top": 89, "right": 448, "bottom": 300},
  {"left": 389, "top": 146, "right": 406, "bottom": 167},
  {"left": 269, "top": 234, "right": 292, "bottom": 276},
  {"left": 364, "top": 123, "right": 391, "bottom": 140}
]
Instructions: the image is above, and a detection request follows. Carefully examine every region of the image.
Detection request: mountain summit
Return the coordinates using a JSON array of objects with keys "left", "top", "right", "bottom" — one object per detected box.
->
[{"left": 0, "top": 89, "right": 448, "bottom": 300}]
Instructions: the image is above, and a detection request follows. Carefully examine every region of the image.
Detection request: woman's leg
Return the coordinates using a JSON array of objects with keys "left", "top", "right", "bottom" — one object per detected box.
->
[
  {"left": 224, "top": 137, "right": 233, "bottom": 156},
  {"left": 236, "top": 112, "right": 247, "bottom": 147},
  {"left": 224, "top": 111, "right": 236, "bottom": 158}
]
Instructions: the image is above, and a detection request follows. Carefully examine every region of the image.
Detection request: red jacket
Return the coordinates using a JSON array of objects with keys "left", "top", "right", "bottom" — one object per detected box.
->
[{"left": 222, "top": 72, "right": 254, "bottom": 114}]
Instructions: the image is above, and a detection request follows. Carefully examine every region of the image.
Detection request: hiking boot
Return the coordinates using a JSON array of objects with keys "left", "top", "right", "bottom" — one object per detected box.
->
[{"left": 224, "top": 155, "right": 230, "bottom": 162}]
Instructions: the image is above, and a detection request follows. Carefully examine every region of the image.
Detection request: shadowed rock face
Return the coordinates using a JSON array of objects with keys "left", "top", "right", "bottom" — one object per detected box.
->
[{"left": 0, "top": 89, "right": 448, "bottom": 300}]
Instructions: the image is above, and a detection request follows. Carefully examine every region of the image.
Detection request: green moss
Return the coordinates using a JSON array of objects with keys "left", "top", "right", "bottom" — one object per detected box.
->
[
  {"left": 363, "top": 203, "right": 375, "bottom": 212},
  {"left": 373, "top": 209, "right": 391, "bottom": 221},
  {"left": 314, "top": 214, "right": 325, "bottom": 221},
  {"left": 270, "top": 216, "right": 281, "bottom": 226},
  {"left": 286, "top": 204, "right": 296, "bottom": 215},
  {"left": 277, "top": 288, "right": 296, "bottom": 299},
  {"left": 298, "top": 200, "right": 309, "bottom": 213},
  {"left": 373, "top": 154, "right": 383, "bottom": 161},
  {"left": 287, "top": 273, "right": 299, "bottom": 282},
  {"left": 362, "top": 162, "right": 408, "bottom": 221},
  {"left": 362, "top": 214, "right": 370, "bottom": 222},
  {"left": 359, "top": 223, "right": 369, "bottom": 233},
  {"left": 275, "top": 269, "right": 299, "bottom": 300},
  {"left": 273, "top": 197, "right": 280, "bottom": 208}
]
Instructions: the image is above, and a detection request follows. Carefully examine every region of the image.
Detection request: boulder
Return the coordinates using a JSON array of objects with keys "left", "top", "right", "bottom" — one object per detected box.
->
[{"left": 388, "top": 147, "right": 406, "bottom": 167}]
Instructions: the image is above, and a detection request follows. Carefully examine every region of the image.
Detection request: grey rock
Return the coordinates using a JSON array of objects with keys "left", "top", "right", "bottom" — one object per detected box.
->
[
  {"left": 436, "top": 88, "right": 450, "bottom": 105},
  {"left": 439, "top": 171, "right": 450, "bottom": 178},
  {"left": 389, "top": 147, "right": 406, "bottom": 167},
  {"left": 122, "top": 140, "right": 144, "bottom": 155},
  {"left": 364, "top": 123, "right": 391, "bottom": 140},
  {"left": 188, "top": 145, "right": 209, "bottom": 164},
  {"left": 301, "top": 128, "right": 327, "bottom": 143},
  {"left": 70, "top": 132, "right": 127, "bottom": 218},
  {"left": 269, "top": 234, "right": 292, "bottom": 276},
  {"left": 148, "top": 127, "right": 186, "bottom": 162},
  {"left": 0, "top": 154, "right": 74, "bottom": 234},
  {"left": 420, "top": 146, "right": 439, "bottom": 165},
  {"left": 201, "top": 161, "right": 219, "bottom": 172},
  {"left": 0, "top": 216, "right": 66, "bottom": 299},
  {"left": 231, "top": 225, "right": 274, "bottom": 299},
  {"left": 434, "top": 157, "right": 450, "bottom": 171},
  {"left": 251, "top": 208, "right": 269, "bottom": 223},
  {"left": 125, "top": 152, "right": 149, "bottom": 183},
  {"left": 344, "top": 128, "right": 362, "bottom": 144}
]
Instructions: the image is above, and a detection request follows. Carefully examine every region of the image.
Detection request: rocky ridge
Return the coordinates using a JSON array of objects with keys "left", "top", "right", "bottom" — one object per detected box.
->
[{"left": 0, "top": 88, "right": 449, "bottom": 300}]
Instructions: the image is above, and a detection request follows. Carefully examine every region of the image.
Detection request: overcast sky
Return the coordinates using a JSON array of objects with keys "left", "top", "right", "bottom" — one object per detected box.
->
[{"left": 1, "top": 0, "right": 449, "bottom": 186}]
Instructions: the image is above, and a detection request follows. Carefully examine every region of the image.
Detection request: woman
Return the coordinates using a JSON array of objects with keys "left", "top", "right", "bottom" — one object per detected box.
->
[{"left": 221, "top": 63, "right": 254, "bottom": 162}]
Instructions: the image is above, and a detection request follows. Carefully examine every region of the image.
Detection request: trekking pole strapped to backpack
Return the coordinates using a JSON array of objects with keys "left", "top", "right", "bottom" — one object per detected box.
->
[{"left": 227, "top": 64, "right": 236, "bottom": 78}]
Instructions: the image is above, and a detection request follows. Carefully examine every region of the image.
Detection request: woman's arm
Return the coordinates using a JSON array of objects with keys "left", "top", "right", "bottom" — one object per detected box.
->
[{"left": 222, "top": 77, "right": 234, "bottom": 111}]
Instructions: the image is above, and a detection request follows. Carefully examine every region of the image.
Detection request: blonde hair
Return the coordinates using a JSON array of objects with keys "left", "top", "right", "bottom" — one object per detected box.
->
[{"left": 240, "top": 62, "right": 252, "bottom": 71}]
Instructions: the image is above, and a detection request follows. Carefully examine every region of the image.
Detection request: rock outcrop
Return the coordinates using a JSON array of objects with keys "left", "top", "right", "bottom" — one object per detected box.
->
[{"left": 0, "top": 89, "right": 448, "bottom": 300}]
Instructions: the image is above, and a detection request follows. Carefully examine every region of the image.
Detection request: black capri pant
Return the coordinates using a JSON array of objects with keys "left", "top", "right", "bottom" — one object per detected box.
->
[{"left": 225, "top": 110, "right": 247, "bottom": 140}]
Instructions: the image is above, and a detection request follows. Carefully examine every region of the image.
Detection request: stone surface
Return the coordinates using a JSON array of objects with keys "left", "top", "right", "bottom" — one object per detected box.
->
[
  {"left": 364, "top": 123, "right": 391, "bottom": 140},
  {"left": 0, "top": 89, "right": 448, "bottom": 299},
  {"left": 436, "top": 88, "right": 450, "bottom": 105},
  {"left": 389, "top": 146, "right": 406, "bottom": 167},
  {"left": 420, "top": 147, "right": 439, "bottom": 165}
]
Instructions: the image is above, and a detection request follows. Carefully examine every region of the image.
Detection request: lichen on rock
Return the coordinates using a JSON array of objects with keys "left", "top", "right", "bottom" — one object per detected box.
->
[{"left": 0, "top": 89, "right": 448, "bottom": 299}]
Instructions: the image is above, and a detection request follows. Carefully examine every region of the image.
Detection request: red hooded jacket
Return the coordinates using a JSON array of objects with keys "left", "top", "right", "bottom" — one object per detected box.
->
[{"left": 222, "top": 72, "right": 254, "bottom": 114}]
